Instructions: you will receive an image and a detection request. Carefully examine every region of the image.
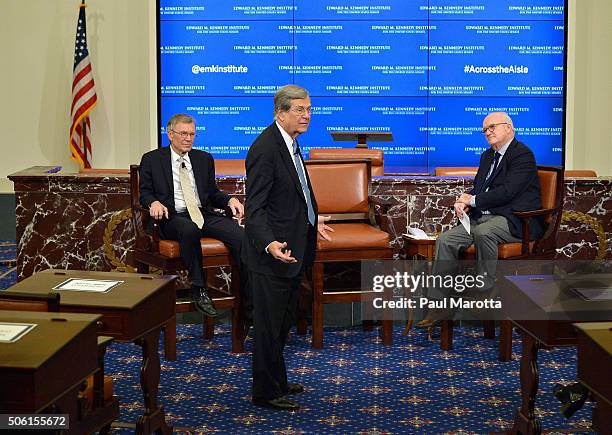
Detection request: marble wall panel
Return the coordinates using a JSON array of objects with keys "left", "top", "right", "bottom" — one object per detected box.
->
[{"left": 9, "top": 167, "right": 611, "bottom": 281}]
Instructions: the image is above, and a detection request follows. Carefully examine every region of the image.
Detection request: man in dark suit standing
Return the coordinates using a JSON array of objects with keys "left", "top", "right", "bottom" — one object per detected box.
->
[
  {"left": 418, "top": 111, "right": 544, "bottom": 326},
  {"left": 139, "top": 113, "right": 245, "bottom": 317},
  {"left": 243, "top": 85, "right": 332, "bottom": 410}
]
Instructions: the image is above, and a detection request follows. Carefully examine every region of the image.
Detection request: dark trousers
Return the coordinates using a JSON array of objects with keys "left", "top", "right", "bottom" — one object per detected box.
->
[
  {"left": 250, "top": 269, "right": 302, "bottom": 400},
  {"left": 161, "top": 212, "right": 244, "bottom": 288}
]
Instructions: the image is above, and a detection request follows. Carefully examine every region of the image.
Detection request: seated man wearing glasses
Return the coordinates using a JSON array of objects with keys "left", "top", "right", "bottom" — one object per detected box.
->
[
  {"left": 418, "top": 111, "right": 544, "bottom": 326},
  {"left": 139, "top": 113, "right": 246, "bottom": 317}
]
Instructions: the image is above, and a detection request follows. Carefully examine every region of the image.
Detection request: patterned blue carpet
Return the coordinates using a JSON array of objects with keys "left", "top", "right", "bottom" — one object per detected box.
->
[
  {"left": 105, "top": 324, "right": 593, "bottom": 434},
  {"left": 0, "top": 242, "right": 594, "bottom": 433}
]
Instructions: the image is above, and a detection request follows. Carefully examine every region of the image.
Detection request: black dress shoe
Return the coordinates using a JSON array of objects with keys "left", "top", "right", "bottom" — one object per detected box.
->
[
  {"left": 252, "top": 397, "right": 300, "bottom": 410},
  {"left": 191, "top": 287, "right": 217, "bottom": 317},
  {"left": 286, "top": 383, "right": 304, "bottom": 395}
]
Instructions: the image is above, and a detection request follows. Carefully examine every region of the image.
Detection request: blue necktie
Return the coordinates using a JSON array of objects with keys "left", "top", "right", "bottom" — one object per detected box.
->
[
  {"left": 483, "top": 151, "right": 501, "bottom": 190},
  {"left": 292, "top": 141, "right": 316, "bottom": 226}
]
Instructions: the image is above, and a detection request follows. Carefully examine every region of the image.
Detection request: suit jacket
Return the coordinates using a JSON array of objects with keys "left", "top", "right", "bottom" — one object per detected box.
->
[
  {"left": 242, "top": 123, "right": 318, "bottom": 278},
  {"left": 139, "top": 146, "right": 230, "bottom": 216},
  {"left": 469, "top": 138, "right": 544, "bottom": 240}
]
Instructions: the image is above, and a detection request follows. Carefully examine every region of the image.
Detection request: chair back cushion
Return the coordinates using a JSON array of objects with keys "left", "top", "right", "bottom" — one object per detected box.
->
[
  {"left": 215, "top": 159, "right": 246, "bottom": 175},
  {"left": 435, "top": 167, "right": 478, "bottom": 176},
  {"left": 306, "top": 160, "right": 370, "bottom": 214},
  {"left": 564, "top": 169, "right": 597, "bottom": 177},
  {"left": 538, "top": 169, "right": 557, "bottom": 211},
  {"left": 309, "top": 148, "right": 384, "bottom": 176}
]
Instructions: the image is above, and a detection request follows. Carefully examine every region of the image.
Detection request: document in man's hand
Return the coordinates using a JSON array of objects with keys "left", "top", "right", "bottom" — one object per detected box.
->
[{"left": 459, "top": 212, "right": 470, "bottom": 234}]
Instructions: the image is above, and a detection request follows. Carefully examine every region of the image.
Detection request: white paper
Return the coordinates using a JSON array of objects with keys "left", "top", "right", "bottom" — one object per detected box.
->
[
  {"left": 0, "top": 322, "right": 37, "bottom": 343},
  {"left": 53, "top": 278, "right": 123, "bottom": 293},
  {"left": 405, "top": 227, "right": 435, "bottom": 240},
  {"left": 459, "top": 211, "right": 471, "bottom": 234},
  {"left": 571, "top": 287, "right": 612, "bottom": 301}
]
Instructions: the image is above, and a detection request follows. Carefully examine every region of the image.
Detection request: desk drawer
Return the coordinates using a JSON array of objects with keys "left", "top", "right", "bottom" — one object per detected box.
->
[{"left": 97, "top": 313, "right": 124, "bottom": 335}]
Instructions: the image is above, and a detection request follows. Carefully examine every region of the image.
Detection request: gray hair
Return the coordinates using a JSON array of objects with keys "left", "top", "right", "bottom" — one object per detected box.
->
[
  {"left": 166, "top": 114, "right": 195, "bottom": 133},
  {"left": 489, "top": 111, "right": 514, "bottom": 130},
  {"left": 273, "top": 84, "right": 309, "bottom": 119}
]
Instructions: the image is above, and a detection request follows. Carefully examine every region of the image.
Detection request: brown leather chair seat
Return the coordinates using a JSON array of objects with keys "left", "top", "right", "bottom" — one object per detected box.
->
[
  {"left": 316, "top": 223, "right": 390, "bottom": 251},
  {"left": 159, "top": 237, "right": 230, "bottom": 258},
  {"left": 464, "top": 241, "right": 535, "bottom": 258}
]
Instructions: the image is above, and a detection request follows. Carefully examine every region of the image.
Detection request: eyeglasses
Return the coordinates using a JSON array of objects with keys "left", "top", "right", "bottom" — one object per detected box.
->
[
  {"left": 481, "top": 123, "right": 509, "bottom": 134},
  {"left": 290, "top": 106, "right": 312, "bottom": 116},
  {"left": 172, "top": 130, "right": 196, "bottom": 139}
]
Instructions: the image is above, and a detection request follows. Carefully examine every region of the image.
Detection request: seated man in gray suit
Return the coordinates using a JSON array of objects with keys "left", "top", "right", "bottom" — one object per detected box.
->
[
  {"left": 139, "top": 113, "right": 245, "bottom": 317},
  {"left": 418, "top": 111, "right": 544, "bottom": 326}
]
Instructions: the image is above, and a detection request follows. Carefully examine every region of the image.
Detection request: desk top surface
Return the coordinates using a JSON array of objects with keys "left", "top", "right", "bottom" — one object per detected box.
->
[
  {"left": 0, "top": 310, "right": 100, "bottom": 369},
  {"left": 5, "top": 269, "right": 176, "bottom": 310},
  {"left": 502, "top": 273, "right": 612, "bottom": 321}
]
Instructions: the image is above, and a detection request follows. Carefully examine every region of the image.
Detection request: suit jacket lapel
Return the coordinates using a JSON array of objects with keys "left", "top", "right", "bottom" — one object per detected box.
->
[
  {"left": 487, "top": 138, "right": 517, "bottom": 186},
  {"left": 160, "top": 146, "right": 174, "bottom": 197},
  {"left": 273, "top": 124, "right": 307, "bottom": 201}
]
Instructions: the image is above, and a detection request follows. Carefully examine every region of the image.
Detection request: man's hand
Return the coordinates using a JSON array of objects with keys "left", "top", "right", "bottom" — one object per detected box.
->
[
  {"left": 149, "top": 200, "right": 168, "bottom": 220},
  {"left": 228, "top": 197, "right": 244, "bottom": 219},
  {"left": 454, "top": 201, "right": 469, "bottom": 219},
  {"left": 317, "top": 215, "right": 334, "bottom": 241},
  {"left": 268, "top": 241, "right": 297, "bottom": 263},
  {"left": 457, "top": 193, "right": 473, "bottom": 205}
]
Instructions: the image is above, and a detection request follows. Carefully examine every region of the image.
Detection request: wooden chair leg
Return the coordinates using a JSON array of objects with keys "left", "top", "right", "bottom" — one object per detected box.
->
[
  {"left": 164, "top": 316, "right": 177, "bottom": 361},
  {"left": 312, "top": 263, "right": 324, "bottom": 349},
  {"left": 440, "top": 320, "right": 453, "bottom": 350},
  {"left": 381, "top": 319, "right": 393, "bottom": 345},
  {"left": 499, "top": 319, "right": 513, "bottom": 362},
  {"left": 483, "top": 320, "right": 495, "bottom": 339},
  {"left": 204, "top": 316, "right": 214, "bottom": 339}
]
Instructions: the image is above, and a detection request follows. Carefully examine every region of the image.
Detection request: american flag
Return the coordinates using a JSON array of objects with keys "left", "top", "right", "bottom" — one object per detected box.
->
[{"left": 69, "top": 0, "right": 97, "bottom": 169}]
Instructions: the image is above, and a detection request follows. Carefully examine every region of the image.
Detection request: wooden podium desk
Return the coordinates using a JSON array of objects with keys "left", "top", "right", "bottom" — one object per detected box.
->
[
  {"left": 575, "top": 322, "right": 612, "bottom": 434},
  {"left": 500, "top": 274, "right": 612, "bottom": 435},
  {"left": 0, "top": 310, "right": 99, "bottom": 433},
  {"left": 4, "top": 269, "right": 177, "bottom": 435}
]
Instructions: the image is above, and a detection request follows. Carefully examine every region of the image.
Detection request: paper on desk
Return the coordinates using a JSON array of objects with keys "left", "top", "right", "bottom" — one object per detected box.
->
[
  {"left": 53, "top": 278, "right": 124, "bottom": 293},
  {"left": 0, "top": 322, "right": 36, "bottom": 343},
  {"left": 459, "top": 211, "right": 470, "bottom": 234},
  {"left": 405, "top": 227, "right": 435, "bottom": 240}
]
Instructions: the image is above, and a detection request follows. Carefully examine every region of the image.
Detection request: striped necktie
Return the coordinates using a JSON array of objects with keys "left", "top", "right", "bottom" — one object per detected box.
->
[
  {"left": 292, "top": 141, "right": 316, "bottom": 226},
  {"left": 179, "top": 158, "right": 205, "bottom": 229}
]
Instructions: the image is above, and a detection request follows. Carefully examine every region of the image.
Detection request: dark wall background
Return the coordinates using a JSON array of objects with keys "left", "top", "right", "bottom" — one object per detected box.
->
[{"left": 0, "top": 194, "right": 16, "bottom": 240}]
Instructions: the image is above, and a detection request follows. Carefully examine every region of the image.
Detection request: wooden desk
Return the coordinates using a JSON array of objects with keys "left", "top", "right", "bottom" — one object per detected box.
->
[
  {"left": 402, "top": 234, "right": 436, "bottom": 261},
  {"left": 575, "top": 322, "right": 612, "bottom": 433},
  {"left": 401, "top": 235, "right": 438, "bottom": 337},
  {"left": 4, "top": 269, "right": 177, "bottom": 435},
  {"left": 501, "top": 274, "right": 612, "bottom": 435},
  {"left": 0, "top": 310, "right": 99, "bottom": 434}
]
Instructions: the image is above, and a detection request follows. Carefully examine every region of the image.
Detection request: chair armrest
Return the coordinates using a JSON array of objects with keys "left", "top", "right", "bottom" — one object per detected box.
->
[
  {"left": 513, "top": 206, "right": 560, "bottom": 219},
  {"left": 512, "top": 206, "right": 562, "bottom": 255},
  {"left": 370, "top": 196, "right": 393, "bottom": 213},
  {"left": 370, "top": 196, "right": 393, "bottom": 232},
  {"left": 132, "top": 203, "right": 161, "bottom": 253}
]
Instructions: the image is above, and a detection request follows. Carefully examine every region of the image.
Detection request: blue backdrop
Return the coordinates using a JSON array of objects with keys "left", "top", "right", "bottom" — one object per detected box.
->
[{"left": 158, "top": 0, "right": 566, "bottom": 173}]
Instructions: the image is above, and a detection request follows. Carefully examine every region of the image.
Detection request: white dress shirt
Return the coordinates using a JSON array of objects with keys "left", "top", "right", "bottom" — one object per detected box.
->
[{"left": 170, "top": 147, "right": 202, "bottom": 212}]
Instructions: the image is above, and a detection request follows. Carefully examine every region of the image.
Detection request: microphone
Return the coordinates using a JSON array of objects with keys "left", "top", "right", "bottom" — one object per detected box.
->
[{"left": 181, "top": 162, "right": 186, "bottom": 169}]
